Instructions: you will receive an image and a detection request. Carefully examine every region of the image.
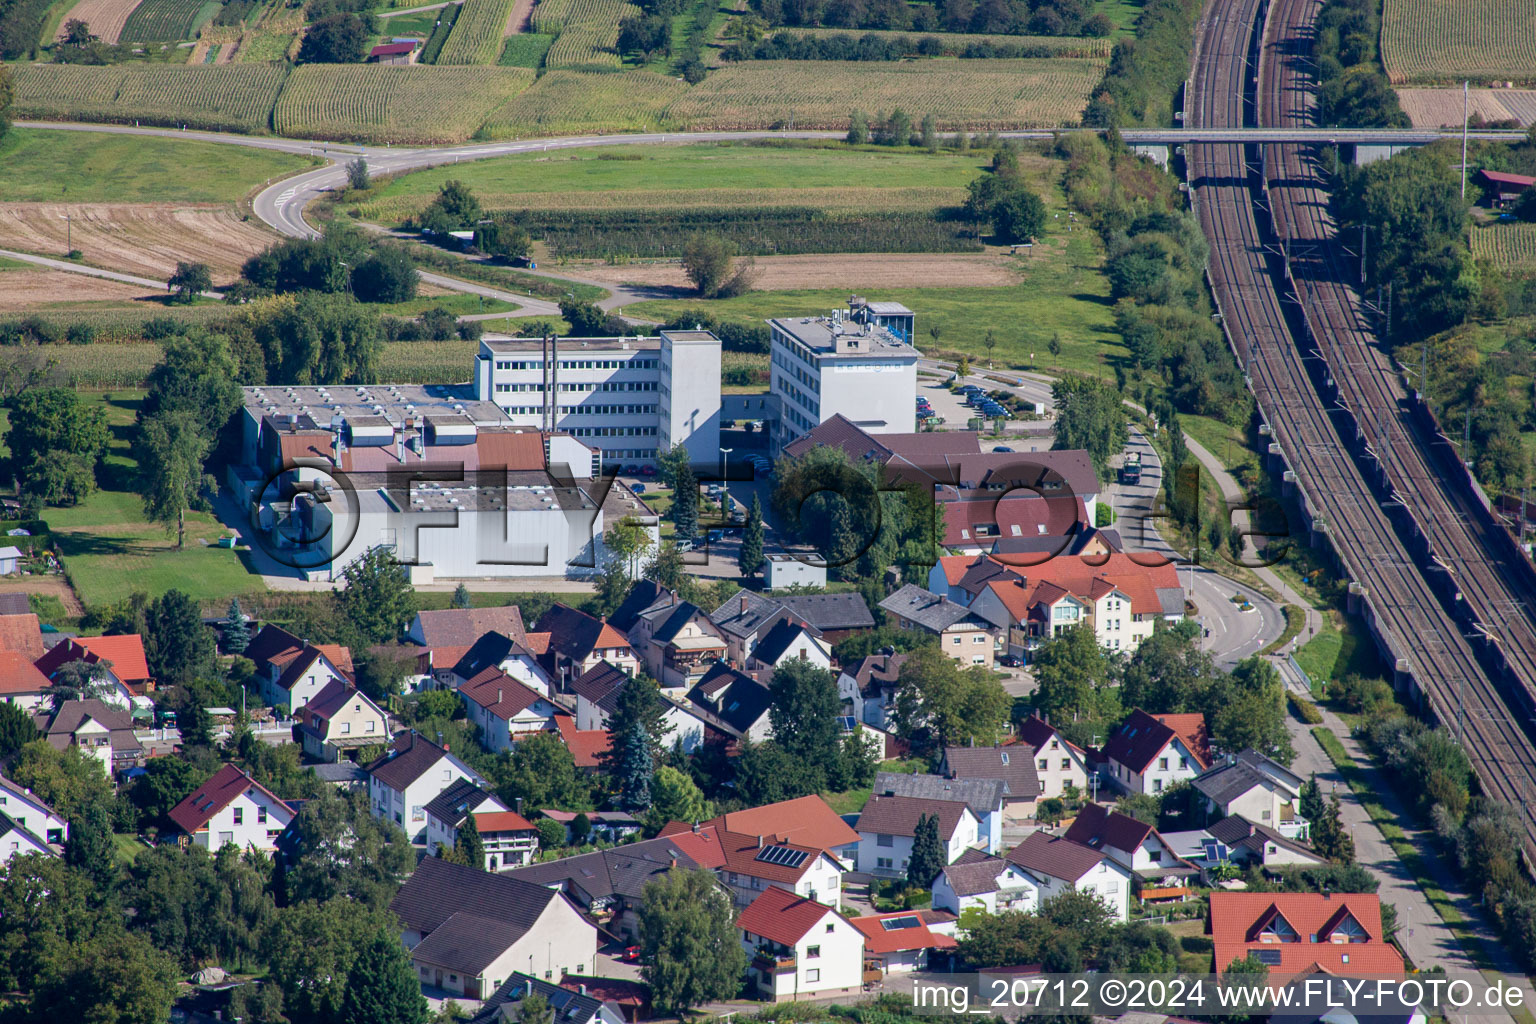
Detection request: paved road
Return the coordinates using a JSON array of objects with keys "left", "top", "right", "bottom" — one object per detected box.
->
[{"left": 0, "top": 246, "right": 221, "bottom": 298}]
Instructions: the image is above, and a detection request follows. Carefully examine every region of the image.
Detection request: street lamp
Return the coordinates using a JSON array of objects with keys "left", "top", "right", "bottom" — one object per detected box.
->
[{"left": 719, "top": 447, "right": 733, "bottom": 510}]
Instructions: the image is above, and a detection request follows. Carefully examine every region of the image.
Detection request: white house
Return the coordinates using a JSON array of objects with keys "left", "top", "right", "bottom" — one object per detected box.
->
[
  {"left": 1102, "top": 710, "right": 1210, "bottom": 796},
  {"left": 747, "top": 619, "right": 832, "bottom": 674},
  {"left": 850, "top": 911, "right": 956, "bottom": 975},
  {"left": 424, "top": 779, "right": 539, "bottom": 869},
  {"left": 0, "top": 653, "right": 55, "bottom": 713},
  {"left": 34, "top": 700, "right": 142, "bottom": 777},
  {"left": 0, "top": 775, "right": 67, "bottom": 847},
  {"left": 1016, "top": 715, "right": 1091, "bottom": 802},
  {"left": 738, "top": 886, "right": 866, "bottom": 1002},
  {"left": 0, "top": 814, "right": 52, "bottom": 862},
  {"left": 764, "top": 553, "right": 826, "bottom": 590},
  {"left": 392, "top": 857, "right": 599, "bottom": 1000},
  {"left": 609, "top": 584, "right": 727, "bottom": 690},
  {"left": 167, "top": 763, "right": 295, "bottom": 854},
  {"left": 366, "top": 730, "right": 485, "bottom": 843},
  {"left": 942, "top": 745, "right": 1042, "bottom": 821},
  {"left": 447, "top": 630, "right": 552, "bottom": 697},
  {"left": 871, "top": 772, "right": 1005, "bottom": 854},
  {"left": 931, "top": 851, "right": 1038, "bottom": 917},
  {"left": 1004, "top": 832, "right": 1132, "bottom": 923},
  {"left": 1206, "top": 815, "right": 1328, "bottom": 870},
  {"left": 297, "top": 681, "right": 390, "bottom": 763},
  {"left": 663, "top": 823, "right": 846, "bottom": 910},
  {"left": 0, "top": 547, "right": 22, "bottom": 576},
  {"left": 855, "top": 795, "right": 980, "bottom": 878},
  {"left": 458, "top": 669, "right": 560, "bottom": 753},
  {"left": 1063, "top": 802, "right": 1192, "bottom": 879},
  {"left": 683, "top": 663, "right": 774, "bottom": 745},
  {"left": 1193, "top": 750, "right": 1309, "bottom": 839},
  {"left": 570, "top": 661, "right": 636, "bottom": 732},
  {"left": 31, "top": 636, "right": 142, "bottom": 709}
]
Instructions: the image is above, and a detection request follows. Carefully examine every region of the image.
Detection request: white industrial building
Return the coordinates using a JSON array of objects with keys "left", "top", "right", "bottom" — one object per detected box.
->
[
  {"left": 768, "top": 302, "right": 920, "bottom": 453},
  {"left": 474, "top": 330, "right": 722, "bottom": 468}
]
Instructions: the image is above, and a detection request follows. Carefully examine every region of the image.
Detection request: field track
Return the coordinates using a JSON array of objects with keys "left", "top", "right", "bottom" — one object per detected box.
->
[
  {"left": 0, "top": 203, "right": 279, "bottom": 278},
  {"left": 55, "top": 0, "right": 144, "bottom": 42}
]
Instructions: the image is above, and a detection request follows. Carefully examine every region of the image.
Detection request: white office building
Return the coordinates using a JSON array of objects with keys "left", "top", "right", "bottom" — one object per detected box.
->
[
  {"left": 768, "top": 303, "right": 920, "bottom": 452},
  {"left": 474, "top": 330, "right": 721, "bottom": 468}
]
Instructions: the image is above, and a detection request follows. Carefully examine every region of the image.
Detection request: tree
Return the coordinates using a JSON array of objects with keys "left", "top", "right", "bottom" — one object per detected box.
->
[
  {"left": 738, "top": 493, "right": 764, "bottom": 576},
  {"left": 671, "top": 458, "right": 699, "bottom": 540},
  {"left": 570, "top": 812, "right": 592, "bottom": 844},
  {"left": 558, "top": 299, "right": 608, "bottom": 336},
  {"left": 847, "top": 109, "right": 870, "bottom": 144},
  {"left": 167, "top": 261, "right": 211, "bottom": 304},
  {"left": 451, "top": 582, "right": 473, "bottom": 609},
  {"left": 1299, "top": 774, "right": 1325, "bottom": 825},
  {"left": 334, "top": 545, "right": 416, "bottom": 644},
  {"left": 1052, "top": 374, "right": 1129, "bottom": 478},
  {"left": 638, "top": 867, "right": 747, "bottom": 1013},
  {"left": 920, "top": 112, "right": 939, "bottom": 152},
  {"left": 137, "top": 409, "right": 214, "bottom": 550},
  {"left": 9, "top": 739, "right": 114, "bottom": 821},
  {"left": 145, "top": 588, "right": 216, "bottom": 684},
  {"left": 64, "top": 796, "right": 115, "bottom": 886},
  {"left": 0, "top": 702, "right": 37, "bottom": 759},
  {"left": 250, "top": 291, "right": 382, "bottom": 385},
  {"left": 646, "top": 765, "right": 712, "bottom": 831},
  {"left": 223, "top": 597, "right": 251, "bottom": 654},
  {"left": 908, "top": 812, "right": 944, "bottom": 887},
  {"left": 681, "top": 234, "right": 735, "bottom": 297},
  {"left": 1211, "top": 657, "right": 1294, "bottom": 764},
  {"left": 498, "top": 730, "right": 594, "bottom": 812},
  {"left": 263, "top": 900, "right": 401, "bottom": 1024},
  {"left": 347, "top": 158, "right": 371, "bottom": 191},
  {"left": 422, "top": 179, "right": 482, "bottom": 229},
  {"left": 127, "top": 757, "right": 210, "bottom": 831},
  {"left": 456, "top": 812, "right": 486, "bottom": 870},
  {"left": 31, "top": 930, "right": 178, "bottom": 1024},
  {"left": 511, "top": 991, "right": 554, "bottom": 1024},
  {"left": 536, "top": 817, "right": 566, "bottom": 850},
  {"left": 891, "top": 646, "right": 1011, "bottom": 753},
  {"left": 605, "top": 513, "right": 653, "bottom": 580},
  {"left": 881, "top": 107, "right": 912, "bottom": 145},
  {"left": 298, "top": 12, "right": 375, "bottom": 63},
  {"left": 992, "top": 185, "right": 1046, "bottom": 244},
  {"left": 616, "top": 722, "right": 654, "bottom": 812},
  {"left": 768, "top": 660, "right": 843, "bottom": 790},
  {"left": 1311, "top": 793, "right": 1355, "bottom": 863},
  {"left": 3, "top": 387, "right": 109, "bottom": 508},
  {"left": 1029, "top": 625, "right": 1120, "bottom": 737},
  {"left": 474, "top": 221, "right": 532, "bottom": 262},
  {"left": 351, "top": 246, "right": 419, "bottom": 304},
  {"left": 617, "top": 13, "right": 671, "bottom": 58},
  {"left": 734, "top": 738, "right": 817, "bottom": 805}
]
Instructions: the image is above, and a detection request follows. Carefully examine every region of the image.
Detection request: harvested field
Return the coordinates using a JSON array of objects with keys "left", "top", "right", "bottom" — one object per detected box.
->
[
  {"left": 664, "top": 58, "right": 1105, "bottom": 130},
  {"left": 56, "top": 0, "right": 144, "bottom": 42},
  {"left": 0, "top": 268, "right": 163, "bottom": 311},
  {"left": 572, "top": 252, "right": 1023, "bottom": 290},
  {"left": 1381, "top": 0, "right": 1536, "bottom": 84},
  {"left": 0, "top": 203, "right": 280, "bottom": 280},
  {"left": 1398, "top": 87, "right": 1536, "bottom": 127}
]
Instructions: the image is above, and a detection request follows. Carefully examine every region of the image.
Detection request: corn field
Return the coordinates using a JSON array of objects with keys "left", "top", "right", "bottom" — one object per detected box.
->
[
  {"left": 437, "top": 0, "right": 518, "bottom": 64},
  {"left": 1471, "top": 222, "right": 1536, "bottom": 270},
  {"left": 377, "top": 340, "right": 478, "bottom": 383},
  {"left": 482, "top": 69, "right": 684, "bottom": 135},
  {"left": 274, "top": 65, "right": 535, "bottom": 143},
  {"left": 531, "top": 0, "right": 640, "bottom": 67},
  {"left": 10, "top": 63, "right": 288, "bottom": 133},
  {"left": 1381, "top": 0, "right": 1536, "bottom": 83}
]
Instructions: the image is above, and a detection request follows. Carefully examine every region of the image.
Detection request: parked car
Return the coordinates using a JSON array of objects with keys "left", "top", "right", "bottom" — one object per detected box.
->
[
  {"left": 994, "top": 446, "right": 1014, "bottom": 453},
  {"left": 629, "top": 483, "right": 646, "bottom": 494},
  {"left": 707, "top": 529, "right": 725, "bottom": 543},
  {"left": 998, "top": 654, "right": 1022, "bottom": 667},
  {"left": 676, "top": 538, "right": 696, "bottom": 552},
  {"left": 640, "top": 465, "right": 657, "bottom": 477},
  {"left": 622, "top": 464, "right": 639, "bottom": 475},
  {"left": 621, "top": 946, "right": 641, "bottom": 963}
]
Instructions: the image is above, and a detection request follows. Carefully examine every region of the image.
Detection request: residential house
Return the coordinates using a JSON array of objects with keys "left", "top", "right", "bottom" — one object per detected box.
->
[
  {"left": 408, "top": 605, "right": 527, "bottom": 650},
  {"left": 448, "top": 631, "right": 553, "bottom": 697},
  {"left": 702, "top": 795, "right": 862, "bottom": 866},
  {"left": 0, "top": 652, "right": 55, "bottom": 711},
  {"left": 1062, "top": 802, "right": 1194, "bottom": 882},
  {"left": 0, "top": 774, "right": 66, "bottom": 846},
  {"left": 505, "top": 835, "right": 711, "bottom": 939},
  {"left": 32, "top": 636, "right": 145, "bottom": 707},
  {"left": 683, "top": 663, "right": 774, "bottom": 745},
  {"left": 392, "top": 856, "right": 599, "bottom": 999},
  {"left": 469, "top": 974, "right": 627, "bottom": 1024},
  {"left": 662, "top": 821, "right": 846, "bottom": 910},
  {"left": 837, "top": 649, "right": 909, "bottom": 729},
  {"left": 850, "top": 911, "right": 956, "bottom": 975},
  {"left": 366, "top": 730, "right": 486, "bottom": 842},
  {"left": 1004, "top": 831, "right": 1132, "bottom": 923},
  {"left": 0, "top": 813, "right": 53, "bottom": 862},
  {"left": 556, "top": 975, "right": 650, "bottom": 1023},
  {"left": 926, "top": 554, "right": 1024, "bottom": 606},
  {"left": 871, "top": 772, "right": 1005, "bottom": 853},
  {"left": 167, "top": 763, "right": 295, "bottom": 853},
  {"left": 0, "top": 612, "right": 44, "bottom": 661},
  {"left": 738, "top": 886, "right": 865, "bottom": 1002},
  {"left": 34, "top": 699, "right": 142, "bottom": 776},
  {"left": 1207, "top": 891, "right": 1403, "bottom": 975},
  {"left": 297, "top": 681, "right": 390, "bottom": 763},
  {"left": 242, "top": 624, "right": 355, "bottom": 713},
  {"left": 1015, "top": 715, "right": 1090, "bottom": 802},
  {"left": 571, "top": 662, "right": 636, "bottom": 732},
  {"left": 538, "top": 809, "right": 642, "bottom": 845},
  {"left": 553, "top": 715, "right": 612, "bottom": 771},
  {"left": 1206, "top": 815, "right": 1327, "bottom": 870},
  {"left": 942, "top": 745, "right": 1041, "bottom": 820},
  {"left": 931, "top": 850, "right": 1038, "bottom": 916},
  {"left": 854, "top": 795, "right": 980, "bottom": 878},
  {"left": 746, "top": 619, "right": 831, "bottom": 674},
  {"left": 710, "top": 590, "right": 874, "bottom": 664},
  {"left": 1193, "top": 750, "right": 1308, "bottom": 839},
  {"left": 878, "top": 585, "right": 997, "bottom": 667},
  {"left": 535, "top": 605, "right": 638, "bottom": 683},
  {"left": 424, "top": 780, "right": 538, "bottom": 869},
  {"left": 458, "top": 669, "right": 561, "bottom": 753},
  {"left": 611, "top": 582, "right": 727, "bottom": 689},
  {"left": 1102, "top": 710, "right": 1211, "bottom": 795}
]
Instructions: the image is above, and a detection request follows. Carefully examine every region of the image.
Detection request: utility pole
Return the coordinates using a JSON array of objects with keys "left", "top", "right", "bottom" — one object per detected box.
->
[
  {"left": 1420, "top": 342, "right": 1428, "bottom": 400},
  {"left": 1360, "top": 224, "right": 1366, "bottom": 285},
  {"left": 1461, "top": 80, "right": 1470, "bottom": 200}
]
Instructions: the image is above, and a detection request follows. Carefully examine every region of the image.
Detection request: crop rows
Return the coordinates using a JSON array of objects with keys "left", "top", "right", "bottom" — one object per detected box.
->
[
  {"left": 274, "top": 65, "right": 534, "bottom": 143},
  {"left": 531, "top": 0, "right": 638, "bottom": 66},
  {"left": 544, "top": 23, "right": 625, "bottom": 66},
  {"left": 436, "top": 0, "right": 514, "bottom": 64},
  {"left": 119, "top": 0, "right": 214, "bottom": 41},
  {"left": 9, "top": 63, "right": 286, "bottom": 133},
  {"left": 378, "top": 340, "right": 477, "bottom": 384},
  {"left": 529, "top": 0, "right": 625, "bottom": 32},
  {"left": 1471, "top": 222, "right": 1536, "bottom": 270},
  {"left": 665, "top": 58, "right": 1105, "bottom": 130},
  {"left": 481, "top": 68, "right": 683, "bottom": 135},
  {"left": 1381, "top": 0, "right": 1536, "bottom": 83}
]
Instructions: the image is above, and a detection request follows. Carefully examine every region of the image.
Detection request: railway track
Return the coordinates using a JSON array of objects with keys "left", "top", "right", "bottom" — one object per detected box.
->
[{"left": 1186, "top": 0, "right": 1536, "bottom": 850}]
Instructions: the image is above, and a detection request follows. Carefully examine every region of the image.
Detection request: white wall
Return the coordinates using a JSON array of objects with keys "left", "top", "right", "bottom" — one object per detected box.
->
[
  {"left": 659, "top": 330, "right": 723, "bottom": 465},
  {"left": 1111, "top": 737, "right": 1203, "bottom": 796},
  {"left": 194, "top": 788, "right": 294, "bottom": 854},
  {"left": 742, "top": 908, "right": 865, "bottom": 1001},
  {"left": 1030, "top": 737, "right": 1089, "bottom": 800},
  {"left": 931, "top": 863, "right": 1037, "bottom": 917},
  {"left": 858, "top": 808, "right": 979, "bottom": 876},
  {"left": 0, "top": 784, "right": 68, "bottom": 845},
  {"left": 750, "top": 632, "right": 831, "bottom": 673},
  {"left": 371, "top": 757, "right": 480, "bottom": 843},
  {"left": 417, "top": 895, "right": 599, "bottom": 997}
]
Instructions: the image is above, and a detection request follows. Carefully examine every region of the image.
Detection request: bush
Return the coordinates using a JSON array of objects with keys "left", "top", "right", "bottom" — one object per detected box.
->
[
  {"left": 297, "top": 12, "right": 376, "bottom": 63},
  {"left": 350, "top": 246, "right": 418, "bottom": 304}
]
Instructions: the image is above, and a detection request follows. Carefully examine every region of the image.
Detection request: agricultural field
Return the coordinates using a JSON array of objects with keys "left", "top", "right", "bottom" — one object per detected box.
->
[
  {"left": 1398, "top": 87, "right": 1536, "bottom": 128},
  {"left": 498, "top": 31, "right": 553, "bottom": 66},
  {"left": 0, "top": 267, "right": 164, "bottom": 312},
  {"left": 8, "top": 63, "right": 288, "bottom": 133},
  {"left": 273, "top": 64, "right": 535, "bottom": 143},
  {"left": 1381, "top": 0, "right": 1536, "bottom": 84},
  {"left": 118, "top": 0, "right": 217, "bottom": 41},
  {"left": 436, "top": 0, "right": 515, "bottom": 63},
  {"left": 0, "top": 126, "right": 309, "bottom": 203},
  {"left": 531, "top": 0, "right": 639, "bottom": 66},
  {"left": 378, "top": 339, "right": 479, "bottom": 382},
  {"left": 55, "top": 0, "right": 145, "bottom": 42},
  {"left": 665, "top": 58, "right": 1107, "bottom": 130},
  {"left": 0, "top": 203, "right": 280, "bottom": 279},
  {"left": 1471, "top": 221, "right": 1536, "bottom": 270},
  {"left": 480, "top": 68, "right": 683, "bottom": 135},
  {"left": 579, "top": 252, "right": 1024, "bottom": 291},
  {"left": 769, "top": 26, "right": 1113, "bottom": 57}
]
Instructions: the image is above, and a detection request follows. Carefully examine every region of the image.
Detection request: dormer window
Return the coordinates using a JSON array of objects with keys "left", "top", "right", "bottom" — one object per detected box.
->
[{"left": 1258, "top": 914, "right": 1300, "bottom": 943}]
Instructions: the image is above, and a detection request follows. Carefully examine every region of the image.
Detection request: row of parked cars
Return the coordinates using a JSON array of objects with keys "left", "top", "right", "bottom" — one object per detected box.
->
[{"left": 958, "top": 384, "right": 1010, "bottom": 420}]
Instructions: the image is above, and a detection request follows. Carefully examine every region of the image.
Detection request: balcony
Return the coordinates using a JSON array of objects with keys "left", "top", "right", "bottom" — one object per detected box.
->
[
  {"left": 752, "top": 950, "right": 796, "bottom": 973},
  {"left": 1276, "top": 817, "right": 1310, "bottom": 842}
]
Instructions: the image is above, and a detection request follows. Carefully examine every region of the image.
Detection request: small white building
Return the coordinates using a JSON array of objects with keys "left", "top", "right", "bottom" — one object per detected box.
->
[
  {"left": 738, "top": 886, "right": 866, "bottom": 1002},
  {"left": 932, "top": 852, "right": 1038, "bottom": 917},
  {"left": 1015, "top": 715, "right": 1091, "bottom": 802},
  {"left": 746, "top": 620, "right": 832, "bottom": 674},
  {"left": 0, "top": 814, "right": 52, "bottom": 862},
  {"left": 764, "top": 553, "right": 826, "bottom": 590},
  {"left": 1004, "top": 831, "right": 1132, "bottom": 923},
  {"left": 850, "top": 911, "right": 956, "bottom": 975},
  {"left": 0, "top": 775, "right": 67, "bottom": 847},
  {"left": 424, "top": 779, "right": 539, "bottom": 869},
  {"left": 261, "top": 644, "right": 352, "bottom": 716},
  {"left": 1193, "top": 750, "right": 1309, "bottom": 839},
  {"left": 366, "top": 730, "right": 485, "bottom": 843},
  {"left": 0, "top": 547, "right": 22, "bottom": 575},
  {"left": 855, "top": 795, "right": 980, "bottom": 878},
  {"left": 167, "top": 763, "right": 295, "bottom": 854},
  {"left": 1102, "top": 710, "right": 1210, "bottom": 796}
]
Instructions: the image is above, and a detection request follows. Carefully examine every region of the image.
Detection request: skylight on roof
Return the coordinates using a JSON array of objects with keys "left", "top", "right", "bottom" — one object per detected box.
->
[{"left": 880, "top": 916, "right": 923, "bottom": 931}]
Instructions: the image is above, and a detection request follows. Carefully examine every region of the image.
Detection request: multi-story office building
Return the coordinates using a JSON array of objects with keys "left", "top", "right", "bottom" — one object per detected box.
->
[
  {"left": 767, "top": 304, "right": 920, "bottom": 452},
  {"left": 474, "top": 330, "right": 721, "bottom": 468}
]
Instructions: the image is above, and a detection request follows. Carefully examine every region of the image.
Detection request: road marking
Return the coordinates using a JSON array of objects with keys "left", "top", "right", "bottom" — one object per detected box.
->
[{"left": 274, "top": 185, "right": 298, "bottom": 212}]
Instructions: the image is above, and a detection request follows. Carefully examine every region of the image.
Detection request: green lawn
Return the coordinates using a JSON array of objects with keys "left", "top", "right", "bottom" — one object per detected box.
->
[
  {"left": 0, "top": 128, "right": 312, "bottom": 204},
  {"left": 113, "top": 833, "right": 147, "bottom": 865},
  {"left": 1094, "top": 0, "right": 1144, "bottom": 35},
  {"left": 1291, "top": 611, "right": 1381, "bottom": 689},
  {"left": 376, "top": 292, "right": 517, "bottom": 317}
]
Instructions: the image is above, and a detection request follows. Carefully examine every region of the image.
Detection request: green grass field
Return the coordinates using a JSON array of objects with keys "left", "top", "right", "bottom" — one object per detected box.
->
[
  {"left": 0, "top": 392, "right": 265, "bottom": 609},
  {"left": 0, "top": 127, "right": 311, "bottom": 204}
]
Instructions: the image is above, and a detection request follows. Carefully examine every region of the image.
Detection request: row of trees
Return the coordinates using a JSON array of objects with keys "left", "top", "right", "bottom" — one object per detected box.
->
[
  {"left": 748, "top": 0, "right": 1114, "bottom": 38},
  {"left": 1311, "top": 0, "right": 1408, "bottom": 128},
  {"left": 727, "top": 29, "right": 1090, "bottom": 61}
]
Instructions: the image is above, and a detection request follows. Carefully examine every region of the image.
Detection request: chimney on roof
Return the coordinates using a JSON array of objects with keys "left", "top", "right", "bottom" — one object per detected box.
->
[
  {"left": 526, "top": 980, "right": 535, "bottom": 997},
  {"left": 498, "top": 688, "right": 504, "bottom": 705},
  {"left": 669, "top": 856, "right": 677, "bottom": 868},
  {"left": 757, "top": 834, "right": 764, "bottom": 849},
  {"left": 740, "top": 596, "right": 749, "bottom": 614},
  {"left": 516, "top": 797, "right": 524, "bottom": 815},
  {"left": 579, "top": 985, "right": 588, "bottom": 997}
]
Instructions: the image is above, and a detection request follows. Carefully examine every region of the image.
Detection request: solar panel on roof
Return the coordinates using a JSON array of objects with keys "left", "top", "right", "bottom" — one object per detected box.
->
[
  {"left": 755, "top": 845, "right": 809, "bottom": 868},
  {"left": 880, "top": 915, "right": 923, "bottom": 931}
]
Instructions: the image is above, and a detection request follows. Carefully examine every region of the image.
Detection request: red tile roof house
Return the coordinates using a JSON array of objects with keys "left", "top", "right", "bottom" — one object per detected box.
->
[
  {"left": 0, "top": 651, "right": 56, "bottom": 712},
  {"left": 168, "top": 763, "right": 296, "bottom": 854},
  {"left": 853, "top": 795, "right": 982, "bottom": 880},
  {"left": 1102, "top": 709, "right": 1211, "bottom": 796},
  {"left": 457, "top": 667, "right": 561, "bottom": 754},
  {"left": 737, "top": 886, "right": 867, "bottom": 1002},
  {"left": 850, "top": 910, "right": 957, "bottom": 975},
  {"left": 931, "top": 849, "right": 1038, "bottom": 916},
  {"left": 536, "top": 605, "right": 640, "bottom": 684},
  {"left": 33, "top": 635, "right": 148, "bottom": 706},
  {"left": 296, "top": 680, "right": 391, "bottom": 763},
  {"left": 662, "top": 821, "right": 848, "bottom": 911},
  {"left": 1004, "top": 831, "right": 1131, "bottom": 923},
  {"left": 552, "top": 714, "right": 612, "bottom": 770},
  {"left": 1207, "top": 891, "right": 1403, "bottom": 976},
  {"left": 424, "top": 778, "right": 538, "bottom": 869}
]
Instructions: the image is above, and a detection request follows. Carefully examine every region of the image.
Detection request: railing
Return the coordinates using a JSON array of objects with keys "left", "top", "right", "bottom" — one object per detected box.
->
[{"left": 752, "top": 950, "right": 796, "bottom": 972}]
